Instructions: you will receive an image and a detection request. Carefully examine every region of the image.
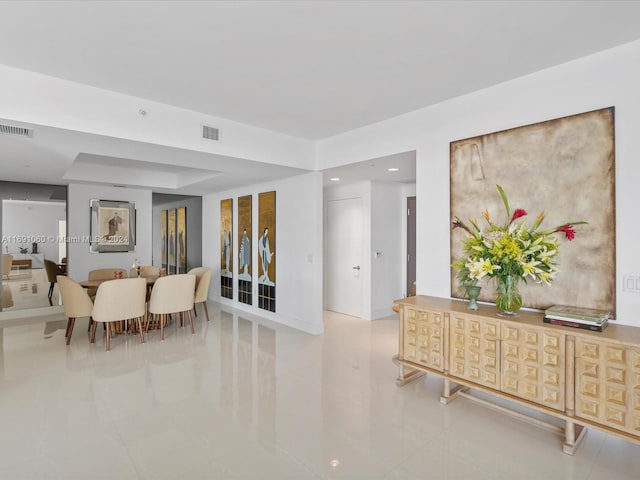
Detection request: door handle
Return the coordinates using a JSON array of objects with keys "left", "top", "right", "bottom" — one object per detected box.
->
[{"left": 352, "top": 266, "right": 360, "bottom": 270}]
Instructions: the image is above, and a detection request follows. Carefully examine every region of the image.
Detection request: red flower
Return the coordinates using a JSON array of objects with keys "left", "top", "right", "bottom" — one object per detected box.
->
[
  {"left": 510, "top": 208, "right": 527, "bottom": 224},
  {"left": 556, "top": 225, "right": 576, "bottom": 241}
]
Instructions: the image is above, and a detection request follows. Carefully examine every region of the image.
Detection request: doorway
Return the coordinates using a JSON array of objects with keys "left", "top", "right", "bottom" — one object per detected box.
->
[
  {"left": 406, "top": 196, "right": 416, "bottom": 296},
  {"left": 325, "top": 197, "right": 363, "bottom": 317}
]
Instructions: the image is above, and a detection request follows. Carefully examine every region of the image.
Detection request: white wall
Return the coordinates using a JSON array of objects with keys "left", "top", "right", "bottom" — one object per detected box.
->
[
  {"left": 0, "top": 64, "right": 314, "bottom": 170},
  {"left": 67, "top": 184, "right": 152, "bottom": 281},
  {"left": 316, "top": 39, "right": 640, "bottom": 327},
  {"left": 203, "top": 172, "right": 324, "bottom": 334},
  {"left": 2, "top": 200, "right": 65, "bottom": 262},
  {"left": 370, "top": 182, "right": 403, "bottom": 319}
]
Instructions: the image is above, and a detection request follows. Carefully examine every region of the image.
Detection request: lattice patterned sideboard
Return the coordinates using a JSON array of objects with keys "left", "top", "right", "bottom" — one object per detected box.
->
[{"left": 394, "top": 295, "right": 640, "bottom": 455}]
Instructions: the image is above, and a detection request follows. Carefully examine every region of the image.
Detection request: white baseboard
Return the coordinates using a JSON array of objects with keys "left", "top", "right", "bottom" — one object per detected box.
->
[
  {"left": 371, "top": 306, "right": 397, "bottom": 320},
  {"left": 210, "top": 295, "right": 324, "bottom": 335}
]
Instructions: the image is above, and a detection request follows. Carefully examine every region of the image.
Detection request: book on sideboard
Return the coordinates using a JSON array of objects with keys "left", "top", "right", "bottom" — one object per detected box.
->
[
  {"left": 544, "top": 304, "right": 611, "bottom": 323},
  {"left": 543, "top": 316, "right": 608, "bottom": 332},
  {"left": 543, "top": 313, "right": 608, "bottom": 326}
]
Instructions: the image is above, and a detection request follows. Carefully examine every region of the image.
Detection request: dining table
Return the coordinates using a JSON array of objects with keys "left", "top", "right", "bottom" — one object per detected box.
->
[{"left": 79, "top": 275, "right": 158, "bottom": 290}]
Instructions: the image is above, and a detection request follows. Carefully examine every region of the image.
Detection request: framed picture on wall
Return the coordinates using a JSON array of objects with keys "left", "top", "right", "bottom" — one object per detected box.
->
[
  {"left": 168, "top": 208, "right": 177, "bottom": 274},
  {"left": 161, "top": 209, "right": 168, "bottom": 270},
  {"left": 89, "top": 199, "right": 136, "bottom": 253},
  {"left": 258, "top": 191, "right": 275, "bottom": 312},
  {"left": 220, "top": 198, "right": 233, "bottom": 299},
  {"left": 238, "top": 195, "right": 252, "bottom": 305},
  {"left": 177, "top": 206, "right": 187, "bottom": 273}
]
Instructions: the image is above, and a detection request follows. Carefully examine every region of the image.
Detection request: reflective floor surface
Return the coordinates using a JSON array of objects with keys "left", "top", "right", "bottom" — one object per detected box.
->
[
  {"left": 0, "top": 306, "right": 638, "bottom": 479},
  {"left": 1, "top": 268, "right": 57, "bottom": 311}
]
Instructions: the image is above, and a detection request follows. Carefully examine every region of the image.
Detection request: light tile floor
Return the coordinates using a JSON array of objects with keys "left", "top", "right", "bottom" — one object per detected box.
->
[
  {"left": 1, "top": 268, "right": 57, "bottom": 311},
  {"left": 0, "top": 306, "right": 638, "bottom": 479}
]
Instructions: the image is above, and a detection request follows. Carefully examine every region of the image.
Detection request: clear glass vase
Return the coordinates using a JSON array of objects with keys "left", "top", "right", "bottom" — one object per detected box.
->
[{"left": 495, "top": 275, "right": 522, "bottom": 317}]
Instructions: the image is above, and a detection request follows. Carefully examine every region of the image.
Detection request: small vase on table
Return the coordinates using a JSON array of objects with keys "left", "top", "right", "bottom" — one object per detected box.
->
[{"left": 465, "top": 285, "right": 481, "bottom": 311}]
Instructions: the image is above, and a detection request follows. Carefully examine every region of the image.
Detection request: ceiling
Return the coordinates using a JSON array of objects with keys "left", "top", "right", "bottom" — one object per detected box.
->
[
  {"left": 0, "top": 119, "right": 309, "bottom": 196},
  {"left": 321, "top": 151, "right": 416, "bottom": 187},
  {"left": 1, "top": 0, "right": 640, "bottom": 195}
]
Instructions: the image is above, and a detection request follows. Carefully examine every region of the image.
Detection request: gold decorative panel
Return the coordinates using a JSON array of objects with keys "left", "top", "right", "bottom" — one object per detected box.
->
[
  {"left": 220, "top": 199, "right": 233, "bottom": 299},
  {"left": 501, "top": 324, "right": 565, "bottom": 411},
  {"left": 449, "top": 313, "right": 500, "bottom": 389},
  {"left": 402, "top": 307, "right": 444, "bottom": 372},
  {"left": 258, "top": 191, "right": 276, "bottom": 312}
]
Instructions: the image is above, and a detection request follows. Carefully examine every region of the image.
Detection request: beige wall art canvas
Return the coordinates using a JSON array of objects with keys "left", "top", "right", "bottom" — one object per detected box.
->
[{"left": 450, "top": 107, "right": 615, "bottom": 313}]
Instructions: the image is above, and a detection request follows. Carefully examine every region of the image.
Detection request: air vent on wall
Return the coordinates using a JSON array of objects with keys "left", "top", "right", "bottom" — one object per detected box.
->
[
  {"left": 202, "top": 125, "right": 219, "bottom": 141},
  {"left": 0, "top": 124, "right": 32, "bottom": 137}
]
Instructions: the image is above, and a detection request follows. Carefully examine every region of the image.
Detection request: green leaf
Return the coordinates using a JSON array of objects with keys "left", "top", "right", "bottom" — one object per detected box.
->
[{"left": 496, "top": 184, "right": 510, "bottom": 220}]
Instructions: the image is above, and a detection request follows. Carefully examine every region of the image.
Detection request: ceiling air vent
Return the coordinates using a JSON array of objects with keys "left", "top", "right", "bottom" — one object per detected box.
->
[
  {"left": 202, "top": 125, "right": 219, "bottom": 141},
  {"left": 0, "top": 124, "right": 32, "bottom": 137}
]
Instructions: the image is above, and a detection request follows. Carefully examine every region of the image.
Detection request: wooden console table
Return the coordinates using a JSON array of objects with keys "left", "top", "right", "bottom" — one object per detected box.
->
[
  {"left": 11, "top": 253, "right": 44, "bottom": 269},
  {"left": 11, "top": 259, "right": 31, "bottom": 269},
  {"left": 394, "top": 295, "right": 640, "bottom": 454}
]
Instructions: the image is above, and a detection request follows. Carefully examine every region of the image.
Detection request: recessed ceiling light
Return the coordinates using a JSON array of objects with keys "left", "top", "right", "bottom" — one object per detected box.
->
[
  {"left": 330, "top": 459, "right": 340, "bottom": 467},
  {"left": 388, "top": 167, "right": 399, "bottom": 172},
  {"left": 330, "top": 177, "right": 340, "bottom": 181}
]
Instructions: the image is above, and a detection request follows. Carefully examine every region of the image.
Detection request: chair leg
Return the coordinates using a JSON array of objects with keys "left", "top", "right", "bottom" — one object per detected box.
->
[
  {"left": 66, "top": 318, "right": 76, "bottom": 346},
  {"left": 193, "top": 305, "right": 198, "bottom": 317},
  {"left": 91, "top": 321, "right": 98, "bottom": 343},
  {"left": 48, "top": 282, "right": 54, "bottom": 299},
  {"left": 187, "top": 310, "right": 195, "bottom": 334},
  {"left": 137, "top": 317, "right": 145, "bottom": 344},
  {"left": 203, "top": 302, "right": 210, "bottom": 322},
  {"left": 106, "top": 323, "right": 111, "bottom": 351},
  {"left": 65, "top": 318, "right": 72, "bottom": 339},
  {"left": 160, "top": 314, "right": 165, "bottom": 341}
]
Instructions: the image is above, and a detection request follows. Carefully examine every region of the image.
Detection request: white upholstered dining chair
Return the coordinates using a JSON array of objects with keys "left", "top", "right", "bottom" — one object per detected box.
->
[
  {"left": 129, "top": 265, "right": 160, "bottom": 278},
  {"left": 91, "top": 277, "right": 147, "bottom": 351},
  {"left": 147, "top": 274, "right": 196, "bottom": 341},
  {"left": 86, "top": 268, "right": 129, "bottom": 298},
  {"left": 88, "top": 268, "right": 128, "bottom": 280},
  {"left": 188, "top": 267, "right": 211, "bottom": 322},
  {"left": 57, "top": 275, "right": 94, "bottom": 346}
]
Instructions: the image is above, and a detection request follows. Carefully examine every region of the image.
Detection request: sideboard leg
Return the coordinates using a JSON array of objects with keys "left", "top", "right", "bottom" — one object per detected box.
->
[
  {"left": 563, "top": 420, "right": 587, "bottom": 455},
  {"left": 440, "top": 378, "right": 466, "bottom": 404},
  {"left": 394, "top": 357, "right": 426, "bottom": 386}
]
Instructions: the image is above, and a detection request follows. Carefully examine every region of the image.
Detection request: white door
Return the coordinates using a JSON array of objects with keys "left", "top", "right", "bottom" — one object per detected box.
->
[{"left": 325, "top": 197, "right": 363, "bottom": 317}]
